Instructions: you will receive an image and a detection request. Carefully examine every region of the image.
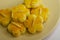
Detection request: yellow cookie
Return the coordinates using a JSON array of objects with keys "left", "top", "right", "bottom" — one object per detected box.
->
[
  {"left": 0, "top": 9, "right": 11, "bottom": 27},
  {"left": 31, "top": 0, "right": 41, "bottom": 8},
  {"left": 12, "top": 22, "right": 26, "bottom": 34},
  {"left": 7, "top": 23, "right": 21, "bottom": 37},
  {"left": 12, "top": 12, "right": 26, "bottom": 22},
  {"left": 12, "top": 4, "right": 30, "bottom": 22},
  {"left": 24, "top": 0, "right": 31, "bottom": 8},
  {"left": 24, "top": 14, "right": 36, "bottom": 28},
  {"left": 31, "top": 5, "right": 43, "bottom": 15},
  {"left": 24, "top": 0, "right": 41, "bottom": 8},
  {"left": 7, "top": 21, "right": 26, "bottom": 37},
  {"left": 41, "top": 8, "right": 48, "bottom": 22}
]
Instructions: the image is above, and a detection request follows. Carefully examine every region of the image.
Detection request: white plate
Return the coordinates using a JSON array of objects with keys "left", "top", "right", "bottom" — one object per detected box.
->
[{"left": 0, "top": 0, "right": 60, "bottom": 40}]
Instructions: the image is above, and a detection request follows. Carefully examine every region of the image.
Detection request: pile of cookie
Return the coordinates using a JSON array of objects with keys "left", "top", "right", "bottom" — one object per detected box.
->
[{"left": 0, "top": 0, "right": 48, "bottom": 37}]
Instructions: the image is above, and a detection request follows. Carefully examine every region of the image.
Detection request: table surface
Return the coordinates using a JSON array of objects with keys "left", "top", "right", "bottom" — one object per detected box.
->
[{"left": 44, "top": 18, "right": 60, "bottom": 40}]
